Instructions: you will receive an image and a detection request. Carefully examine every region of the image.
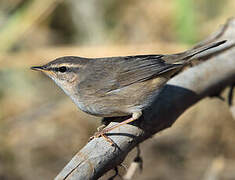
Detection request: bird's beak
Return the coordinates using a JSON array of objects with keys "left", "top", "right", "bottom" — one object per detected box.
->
[
  {"left": 31, "top": 65, "right": 55, "bottom": 77},
  {"left": 31, "top": 66, "right": 47, "bottom": 72}
]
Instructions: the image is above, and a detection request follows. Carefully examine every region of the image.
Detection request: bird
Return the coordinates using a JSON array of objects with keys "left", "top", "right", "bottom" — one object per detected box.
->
[{"left": 31, "top": 40, "right": 226, "bottom": 143}]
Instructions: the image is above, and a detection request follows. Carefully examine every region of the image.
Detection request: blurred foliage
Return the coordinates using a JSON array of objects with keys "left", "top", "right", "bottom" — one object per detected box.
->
[
  {"left": 0, "top": 0, "right": 230, "bottom": 52},
  {"left": 174, "top": 0, "right": 197, "bottom": 44},
  {"left": 0, "top": 0, "right": 234, "bottom": 179}
]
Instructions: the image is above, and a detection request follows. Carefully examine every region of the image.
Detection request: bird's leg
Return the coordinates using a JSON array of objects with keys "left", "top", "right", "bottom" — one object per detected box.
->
[{"left": 89, "top": 111, "right": 142, "bottom": 144}]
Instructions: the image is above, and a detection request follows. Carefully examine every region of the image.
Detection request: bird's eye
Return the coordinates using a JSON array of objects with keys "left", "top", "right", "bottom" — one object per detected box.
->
[{"left": 58, "top": 66, "right": 67, "bottom": 73}]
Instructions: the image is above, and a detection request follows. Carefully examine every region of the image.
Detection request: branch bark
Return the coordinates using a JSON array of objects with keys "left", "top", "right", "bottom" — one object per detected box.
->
[{"left": 55, "top": 18, "right": 235, "bottom": 180}]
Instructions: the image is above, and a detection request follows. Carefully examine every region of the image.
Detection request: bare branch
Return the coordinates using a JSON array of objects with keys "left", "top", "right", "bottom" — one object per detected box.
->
[{"left": 55, "top": 18, "right": 235, "bottom": 180}]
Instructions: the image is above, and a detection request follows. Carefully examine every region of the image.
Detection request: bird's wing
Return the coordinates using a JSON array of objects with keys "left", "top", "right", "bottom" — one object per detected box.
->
[
  {"left": 93, "top": 55, "right": 182, "bottom": 93},
  {"left": 83, "top": 40, "right": 227, "bottom": 94},
  {"left": 115, "top": 55, "right": 182, "bottom": 86}
]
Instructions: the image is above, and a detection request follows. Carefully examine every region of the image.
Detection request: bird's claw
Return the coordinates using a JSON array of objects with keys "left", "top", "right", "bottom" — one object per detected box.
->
[{"left": 89, "top": 131, "right": 115, "bottom": 146}]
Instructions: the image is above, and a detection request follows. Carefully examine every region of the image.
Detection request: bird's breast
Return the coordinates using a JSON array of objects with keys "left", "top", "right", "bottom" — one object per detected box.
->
[{"left": 68, "top": 74, "right": 171, "bottom": 117}]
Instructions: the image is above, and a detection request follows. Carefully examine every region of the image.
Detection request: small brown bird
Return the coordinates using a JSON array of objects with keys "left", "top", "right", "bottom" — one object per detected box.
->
[{"left": 31, "top": 40, "right": 225, "bottom": 141}]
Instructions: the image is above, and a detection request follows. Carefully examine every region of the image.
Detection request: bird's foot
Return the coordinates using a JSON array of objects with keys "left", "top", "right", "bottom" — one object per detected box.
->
[{"left": 89, "top": 128, "right": 115, "bottom": 146}]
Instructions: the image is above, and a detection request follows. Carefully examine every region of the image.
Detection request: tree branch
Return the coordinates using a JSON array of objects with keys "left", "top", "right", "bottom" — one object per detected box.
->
[{"left": 55, "top": 18, "right": 235, "bottom": 180}]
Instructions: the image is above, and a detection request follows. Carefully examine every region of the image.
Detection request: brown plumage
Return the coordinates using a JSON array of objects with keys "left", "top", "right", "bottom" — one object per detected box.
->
[{"left": 31, "top": 40, "right": 226, "bottom": 143}]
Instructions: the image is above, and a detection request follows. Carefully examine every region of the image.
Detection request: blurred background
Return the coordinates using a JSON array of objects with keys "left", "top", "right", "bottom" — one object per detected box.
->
[{"left": 0, "top": 0, "right": 235, "bottom": 179}]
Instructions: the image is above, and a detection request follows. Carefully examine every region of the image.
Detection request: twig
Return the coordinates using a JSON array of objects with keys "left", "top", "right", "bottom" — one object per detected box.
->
[{"left": 123, "top": 146, "right": 143, "bottom": 180}]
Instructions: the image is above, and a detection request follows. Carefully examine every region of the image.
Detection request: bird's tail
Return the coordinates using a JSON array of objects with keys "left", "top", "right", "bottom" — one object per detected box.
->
[{"left": 162, "top": 40, "right": 226, "bottom": 64}]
